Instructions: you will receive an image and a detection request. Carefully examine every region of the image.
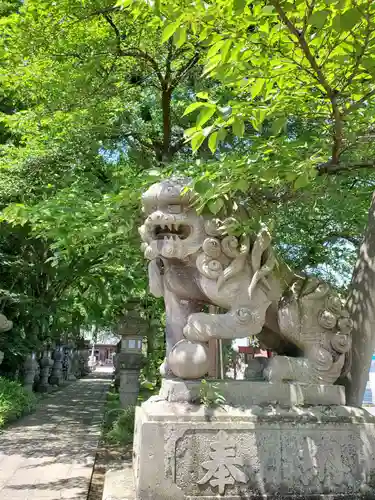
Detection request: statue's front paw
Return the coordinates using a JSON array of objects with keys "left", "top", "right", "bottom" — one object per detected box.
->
[
  {"left": 160, "top": 358, "right": 173, "bottom": 378},
  {"left": 183, "top": 313, "right": 209, "bottom": 342}
]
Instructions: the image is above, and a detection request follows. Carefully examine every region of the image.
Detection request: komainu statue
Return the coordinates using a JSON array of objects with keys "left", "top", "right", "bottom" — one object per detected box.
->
[
  {"left": 139, "top": 177, "right": 352, "bottom": 384},
  {"left": 0, "top": 313, "right": 12, "bottom": 366},
  {"left": 0, "top": 313, "right": 12, "bottom": 333}
]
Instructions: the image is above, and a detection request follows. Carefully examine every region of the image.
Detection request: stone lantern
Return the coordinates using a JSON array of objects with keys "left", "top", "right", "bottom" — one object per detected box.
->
[
  {"left": 38, "top": 349, "right": 54, "bottom": 392},
  {"left": 67, "top": 347, "right": 76, "bottom": 381},
  {"left": 50, "top": 346, "right": 63, "bottom": 386},
  {"left": 23, "top": 352, "right": 38, "bottom": 392},
  {"left": 0, "top": 313, "right": 13, "bottom": 369},
  {"left": 117, "top": 306, "right": 147, "bottom": 408}
]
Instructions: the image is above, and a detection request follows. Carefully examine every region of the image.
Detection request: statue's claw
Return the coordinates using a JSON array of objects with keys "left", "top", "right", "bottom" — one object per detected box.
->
[{"left": 183, "top": 313, "right": 211, "bottom": 342}]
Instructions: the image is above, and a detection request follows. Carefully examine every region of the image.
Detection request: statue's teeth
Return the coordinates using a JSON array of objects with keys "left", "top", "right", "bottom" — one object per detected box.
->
[{"left": 167, "top": 223, "right": 172, "bottom": 231}]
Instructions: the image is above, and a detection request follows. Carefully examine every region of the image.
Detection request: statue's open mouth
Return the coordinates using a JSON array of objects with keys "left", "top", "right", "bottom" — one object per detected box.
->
[{"left": 154, "top": 223, "right": 191, "bottom": 240}]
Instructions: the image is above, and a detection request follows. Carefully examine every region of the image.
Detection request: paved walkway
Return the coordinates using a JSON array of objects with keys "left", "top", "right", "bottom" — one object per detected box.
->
[{"left": 0, "top": 367, "right": 112, "bottom": 500}]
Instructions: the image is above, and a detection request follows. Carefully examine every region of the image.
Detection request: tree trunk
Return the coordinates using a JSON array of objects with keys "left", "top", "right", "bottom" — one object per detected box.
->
[
  {"left": 346, "top": 192, "right": 375, "bottom": 406},
  {"left": 161, "top": 87, "right": 172, "bottom": 161}
]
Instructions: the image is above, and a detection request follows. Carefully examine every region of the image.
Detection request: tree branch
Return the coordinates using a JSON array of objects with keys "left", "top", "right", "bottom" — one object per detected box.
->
[
  {"left": 271, "top": 0, "right": 333, "bottom": 96},
  {"left": 344, "top": 88, "right": 375, "bottom": 116},
  {"left": 118, "top": 49, "right": 165, "bottom": 85},
  {"left": 103, "top": 14, "right": 122, "bottom": 55},
  {"left": 330, "top": 93, "right": 343, "bottom": 163},
  {"left": 170, "top": 52, "right": 200, "bottom": 89},
  {"left": 72, "top": 6, "right": 120, "bottom": 23},
  {"left": 317, "top": 160, "right": 375, "bottom": 175},
  {"left": 322, "top": 233, "right": 360, "bottom": 246},
  {"left": 165, "top": 39, "right": 173, "bottom": 85},
  {"left": 303, "top": 0, "right": 316, "bottom": 33}
]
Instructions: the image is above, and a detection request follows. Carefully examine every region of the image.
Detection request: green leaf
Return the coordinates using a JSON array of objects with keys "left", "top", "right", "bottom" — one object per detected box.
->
[
  {"left": 208, "top": 131, "right": 219, "bottom": 153},
  {"left": 233, "top": 0, "right": 246, "bottom": 14},
  {"left": 235, "top": 178, "right": 249, "bottom": 192},
  {"left": 232, "top": 117, "right": 245, "bottom": 137},
  {"left": 340, "top": 8, "right": 362, "bottom": 31},
  {"left": 218, "top": 128, "right": 228, "bottom": 142},
  {"left": 251, "top": 79, "right": 265, "bottom": 99},
  {"left": 183, "top": 102, "right": 206, "bottom": 116},
  {"left": 262, "top": 5, "right": 275, "bottom": 14},
  {"left": 332, "top": 8, "right": 362, "bottom": 32},
  {"left": 194, "top": 178, "right": 211, "bottom": 194},
  {"left": 115, "top": 0, "right": 133, "bottom": 7},
  {"left": 207, "top": 197, "right": 224, "bottom": 214},
  {"left": 271, "top": 117, "right": 286, "bottom": 135},
  {"left": 221, "top": 39, "right": 233, "bottom": 62},
  {"left": 207, "top": 41, "right": 225, "bottom": 59},
  {"left": 308, "top": 10, "right": 329, "bottom": 29},
  {"left": 162, "top": 22, "right": 179, "bottom": 43},
  {"left": 252, "top": 108, "right": 267, "bottom": 131},
  {"left": 174, "top": 26, "right": 187, "bottom": 48},
  {"left": 191, "top": 131, "right": 205, "bottom": 151},
  {"left": 294, "top": 174, "right": 310, "bottom": 189},
  {"left": 196, "top": 105, "right": 216, "bottom": 127},
  {"left": 196, "top": 92, "right": 209, "bottom": 100},
  {"left": 184, "top": 126, "right": 198, "bottom": 138}
]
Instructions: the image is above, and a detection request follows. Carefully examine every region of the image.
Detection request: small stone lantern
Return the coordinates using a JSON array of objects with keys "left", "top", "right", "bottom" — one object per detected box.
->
[
  {"left": 117, "top": 307, "right": 147, "bottom": 408},
  {"left": 38, "top": 350, "right": 54, "bottom": 392},
  {"left": 24, "top": 352, "right": 38, "bottom": 392},
  {"left": 50, "top": 346, "right": 63, "bottom": 386}
]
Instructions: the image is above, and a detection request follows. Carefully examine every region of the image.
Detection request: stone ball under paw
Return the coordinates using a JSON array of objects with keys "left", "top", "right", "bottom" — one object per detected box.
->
[{"left": 168, "top": 340, "right": 209, "bottom": 379}]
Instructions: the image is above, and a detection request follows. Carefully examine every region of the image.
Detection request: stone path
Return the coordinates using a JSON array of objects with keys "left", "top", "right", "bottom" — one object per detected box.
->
[{"left": 0, "top": 367, "right": 112, "bottom": 500}]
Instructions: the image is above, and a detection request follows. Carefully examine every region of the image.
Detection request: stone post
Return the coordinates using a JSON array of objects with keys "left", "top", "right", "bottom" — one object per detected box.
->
[
  {"left": 88, "top": 344, "right": 96, "bottom": 371},
  {"left": 114, "top": 340, "right": 121, "bottom": 389},
  {"left": 78, "top": 349, "right": 85, "bottom": 377},
  {"left": 50, "top": 346, "right": 63, "bottom": 386},
  {"left": 38, "top": 350, "right": 54, "bottom": 392},
  {"left": 0, "top": 350, "right": 4, "bottom": 366},
  {"left": 117, "top": 308, "right": 147, "bottom": 408},
  {"left": 70, "top": 349, "right": 79, "bottom": 378},
  {"left": 62, "top": 347, "right": 69, "bottom": 382},
  {"left": 82, "top": 346, "right": 90, "bottom": 374},
  {"left": 23, "top": 352, "right": 38, "bottom": 392},
  {"left": 34, "top": 353, "right": 41, "bottom": 387}
]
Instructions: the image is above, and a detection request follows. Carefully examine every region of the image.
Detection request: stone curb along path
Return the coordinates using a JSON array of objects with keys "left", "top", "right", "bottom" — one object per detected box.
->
[{"left": 0, "top": 367, "right": 112, "bottom": 500}]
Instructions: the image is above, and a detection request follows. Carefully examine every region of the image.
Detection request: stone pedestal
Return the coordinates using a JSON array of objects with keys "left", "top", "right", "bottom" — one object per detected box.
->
[
  {"left": 159, "top": 378, "right": 346, "bottom": 406},
  {"left": 133, "top": 385, "right": 375, "bottom": 500},
  {"left": 50, "top": 347, "right": 63, "bottom": 386}
]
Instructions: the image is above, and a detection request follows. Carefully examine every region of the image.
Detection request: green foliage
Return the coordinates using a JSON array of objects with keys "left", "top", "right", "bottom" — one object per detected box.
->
[
  {"left": 106, "top": 404, "right": 136, "bottom": 445},
  {"left": 102, "top": 376, "right": 159, "bottom": 446},
  {"left": 0, "top": 377, "right": 37, "bottom": 427},
  {"left": 0, "top": 0, "right": 374, "bottom": 379},
  {"left": 103, "top": 390, "right": 136, "bottom": 446},
  {"left": 198, "top": 379, "right": 226, "bottom": 408}
]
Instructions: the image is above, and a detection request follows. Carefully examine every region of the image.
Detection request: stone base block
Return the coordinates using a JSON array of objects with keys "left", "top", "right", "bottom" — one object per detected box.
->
[
  {"left": 133, "top": 399, "right": 375, "bottom": 500},
  {"left": 102, "top": 465, "right": 135, "bottom": 500},
  {"left": 160, "top": 378, "right": 346, "bottom": 406}
]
